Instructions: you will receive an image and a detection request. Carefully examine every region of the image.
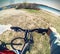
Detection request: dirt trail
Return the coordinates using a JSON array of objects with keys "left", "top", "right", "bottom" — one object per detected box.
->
[
  {"left": 0, "top": 8, "right": 59, "bottom": 29},
  {"left": 0, "top": 8, "right": 49, "bottom": 29}
]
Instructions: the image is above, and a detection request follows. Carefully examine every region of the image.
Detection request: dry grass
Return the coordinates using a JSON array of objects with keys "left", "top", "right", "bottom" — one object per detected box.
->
[{"left": 0, "top": 8, "right": 60, "bottom": 54}]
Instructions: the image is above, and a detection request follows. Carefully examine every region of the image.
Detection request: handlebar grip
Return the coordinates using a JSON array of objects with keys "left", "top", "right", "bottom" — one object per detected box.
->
[{"left": 37, "top": 28, "right": 48, "bottom": 33}]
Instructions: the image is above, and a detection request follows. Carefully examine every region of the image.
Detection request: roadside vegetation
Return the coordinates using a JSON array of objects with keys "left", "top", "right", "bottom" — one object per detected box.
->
[
  {"left": 24, "top": 9, "right": 39, "bottom": 13},
  {"left": 0, "top": 8, "right": 60, "bottom": 54}
]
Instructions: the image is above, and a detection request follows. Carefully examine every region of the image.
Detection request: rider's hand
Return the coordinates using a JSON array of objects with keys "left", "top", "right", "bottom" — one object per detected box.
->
[{"left": 47, "top": 27, "right": 57, "bottom": 36}]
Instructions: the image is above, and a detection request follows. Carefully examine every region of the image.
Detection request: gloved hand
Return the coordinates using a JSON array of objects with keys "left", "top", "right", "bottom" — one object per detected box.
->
[{"left": 47, "top": 27, "right": 57, "bottom": 36}]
